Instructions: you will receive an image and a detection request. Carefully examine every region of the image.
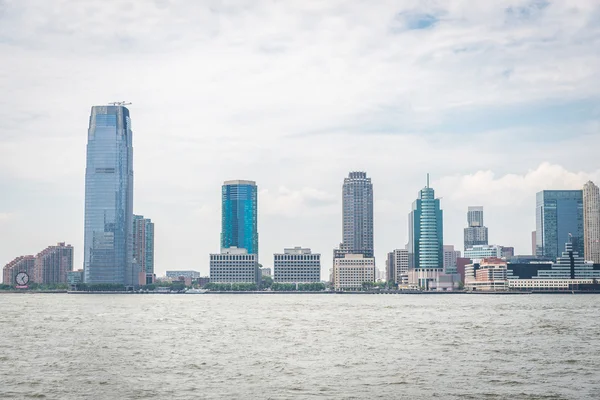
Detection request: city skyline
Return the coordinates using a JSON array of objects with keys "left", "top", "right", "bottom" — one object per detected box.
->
[{"left": 1, "top": 2, "right": 600, "bottom": 280}]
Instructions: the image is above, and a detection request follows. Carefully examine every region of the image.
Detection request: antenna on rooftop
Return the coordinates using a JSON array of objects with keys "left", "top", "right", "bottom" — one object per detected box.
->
[
  {"left": 426, "top": 173, "right": 430, "bottom": 188},
  {"left": 108, "top": 101, "right": 132, "bottom": 106}
]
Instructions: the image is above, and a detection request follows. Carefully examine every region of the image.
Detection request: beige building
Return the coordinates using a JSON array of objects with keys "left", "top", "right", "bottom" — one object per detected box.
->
[
  {"left": 3, "top": 256, "right": 36, "bottom": 285},
  {"left": 583, "top": 181, "right": 600, "bottom": 263},
  {"left": 333, "top": 254, "right": 375, "bottom": 290},
  {"left": 464, "top": 257, "right": 508, "bottom": 291}
]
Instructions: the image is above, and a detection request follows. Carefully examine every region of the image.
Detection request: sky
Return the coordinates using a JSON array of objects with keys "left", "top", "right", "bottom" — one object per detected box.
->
[{"left": 1, "top": 0, "right": 599, "bottom": 281}]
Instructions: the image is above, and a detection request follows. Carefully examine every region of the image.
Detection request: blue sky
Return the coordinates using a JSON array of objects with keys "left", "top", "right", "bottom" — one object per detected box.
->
[{"left": 1, "top": 0, "right": 599, "bottom": 279}]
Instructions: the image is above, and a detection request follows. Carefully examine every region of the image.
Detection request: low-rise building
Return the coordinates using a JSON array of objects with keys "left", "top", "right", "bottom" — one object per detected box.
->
[
  {"left": 333, "top": 254, "right": 375, "bottom": 290},
  {"left": 209, "top": 247, "right": 259, "bottom": 283},
  {"left": 464, "top": 245, "right": 504, "bottom": 260},
  {"left": 67, "top": 269, "right": 84, "bottom": 287},
  {"left": 465, "top": 257, "right": 508, "bottom": 291},
  {"left": 166, "top": 270, "right": 201, "bottom": 279},
  {"left": 274, "top": 247, "right": 321, "bottom": 283}
]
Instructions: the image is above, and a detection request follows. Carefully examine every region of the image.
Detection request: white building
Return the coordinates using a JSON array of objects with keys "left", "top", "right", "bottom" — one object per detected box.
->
[
  {"left": 464, "top": 244, "right": 503, "bottom": 260},
  {"left": 583, "top": 181, "right": 600, "bottom": 263},
  {"left": 443, "top": 245, "right": 461, "bottom": 274},
  {"left": 464, "top": 258, "right": 508, "bottom": 291},
  {"left": 333, "top": 254, "right": 375, "bottom": 290},
  {"left": 209, "top": 247, "right": 259, "bottom": 283},
  {"left": 508, "top": 278, "right": 596, "bottom": 291},
  {"left": 393, "top": 249, "right": 409, "bottom": 284},
  {"left": 273, "top": 247, "right": 321, "bottom": 283}
]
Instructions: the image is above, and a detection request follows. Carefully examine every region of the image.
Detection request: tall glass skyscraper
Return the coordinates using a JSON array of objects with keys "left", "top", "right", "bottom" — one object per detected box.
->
[
  {"left": 221, "top": 180, "right": 258, "bottom": 256},
  {"left": 536, "top": 190, "right": 583, "bottom": 260},
  {"left": 83, "top": 105, "right": 135, "bottom": 285},
  {"left": 408, "top": 175, "right": 443, "bottom": 270},
  {"left": 341, "top": 171, "right": 374, "bottom": 258}
]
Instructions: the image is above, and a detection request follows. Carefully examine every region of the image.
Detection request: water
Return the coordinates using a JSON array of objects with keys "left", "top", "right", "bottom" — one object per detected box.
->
[{"left": 1, "top": 293, "right": 599, "bottom": 399}]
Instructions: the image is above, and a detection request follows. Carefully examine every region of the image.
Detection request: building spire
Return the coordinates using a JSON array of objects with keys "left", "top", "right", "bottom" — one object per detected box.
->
[{"left": 426, "top": 173, "right": 430, "bottom": 188}]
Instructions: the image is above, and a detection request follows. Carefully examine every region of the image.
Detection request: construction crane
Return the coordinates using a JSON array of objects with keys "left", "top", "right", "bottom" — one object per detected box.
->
[{"left": 108, "top": 101, "right": 132, "bottom": 106}]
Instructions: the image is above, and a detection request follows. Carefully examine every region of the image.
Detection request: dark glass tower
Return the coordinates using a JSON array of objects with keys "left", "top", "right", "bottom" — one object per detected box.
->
[
  {"left": 342, "top": 171, "right": 374, "bottom": 258},
  {"left": 83, "top": 105, "right": 135, "bottom": 285},
  {"left": 536, "top": 190, "right": 583, "bottom": 260},
  {"left": 221, "top": 180, "right": 258, "bottom": 256}
]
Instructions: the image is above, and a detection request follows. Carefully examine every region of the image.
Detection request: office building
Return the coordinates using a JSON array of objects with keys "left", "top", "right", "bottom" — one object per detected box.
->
[
  {"left": 273, "top": 247, "right": 321, "bottom": 283},
  {"left": 443, "top": 245, "right": 461, "bottom": 274},
  {"left": 464, "top": 258, "right": 508, "bottom": 291},
  {"left": 209, "top": 247, "right": 259, "bottom": 283},
  {"left": 536, "top": 190, "right": 583, "bottom": 260},
  {"left": 332, "top": 254, "right": 375, "bottom": 290},
  {"left": 133, "top": 215, "right": 155, "bottom": 284},
  {"left": 260, "top": 267, "right": 272, "bottom": 277},
  {"left": 83, "top": 104, "right": 135, "bottom": 285},
  {"left": 166, "top": 270, "right": 201, "bottom": 279},
  {"left": 34, "top": 242, "right": 74, "bottom": 284},
  {"left": 3, "top": 256, "right": 35, "bottom": 285},
  {"left": 386, "top": 251, "right": 395, "bottom": 283},
  {"left": 531, "top": 231, "right": 536, "bottom": 255},
  {"left": 385, "top": 249, "right": 409, "bottom": 284},
  {"left": 501, "top": 246, "right": 514, "bottom": 259},
  {"left": 583, "top": 181, "right": 600, "bottom": 263},
  {"left": 221, "top": 180, "right": 258, "bottom": 256},
  {"left": 341, "top": 171, "right": 374, "bottom": 258},
  {"left": 464, "top": 206, "right": 488, "bottom": 250},
  {"left": 67, "top": 269, "right": 84, "bottom": 287},
  {"left": 464, "top": 244, "right": 503, "bottom": 260},
  {"left": 407, "top": 175, "right": 443, "bottom": 289}
]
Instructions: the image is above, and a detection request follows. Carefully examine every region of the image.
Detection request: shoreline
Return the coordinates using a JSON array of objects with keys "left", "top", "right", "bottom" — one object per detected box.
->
[{"left": 2, "top": 290, "right": 600, "bottom": 295}]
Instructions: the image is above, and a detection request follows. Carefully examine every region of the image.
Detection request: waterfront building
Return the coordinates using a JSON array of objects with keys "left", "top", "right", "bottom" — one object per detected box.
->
[
  {"left": 385, "top": 249, "right": 409, "bottom": 284},
  {"left": 535, "top": 240, "right": 600, "bottom": 279},
  {"left": 407, "top": 175, "right": 443, "bottom": 289},
  {"left": 166, "top": 270, "right": 201, "bottom": 279},
  {"left": 133, "top": 215, "right": 155, "bottom": 284},
  {"left": 273, "top": 247, "right": 321, "bottom": 283},
  {"left": 221, "top": 180, "right": 258, "bottom": 256},
  {"left": 34, "top": 243, "right": 74, "bottom": 284},
  {"left": 385, "top": 252, "right": 395, "bottom": 283},
  {"left": 464, "top": 258, "right": 508, "bottom": 291},
  {"left": 209, "top": 247, "right": 259, "bottom": 283},
  {"left": 332, "top": 254, "right": 375, "bottom": 290},
  {"left": 3, "top": 255, "right": 35, "bottom": 285},
  {"left": 83, "top": 104, "right": 135, "bottom": 285},
  {"left": 500, "top": 246, "right": 515, "bottom": 259},
  {"left": 531, "top": 231, "right": 536, "bottom": 256},
  {"left": 464, "top": 206, "right": 488, "bottom": 251},
  {"left": 443, "top": 245, "right": 461, "bottom": 274},
  {"left": 464, "top": 244, "right": 504, "bottom": 260},
  {"left": 340, "top": 171, "right": 374, "bottom": 258},
  {"left": 536, "top": 190, "right": 583, "bottom": 260},
  {"left": 260, "top": 267, "right": 272, "bottom": 277},
  {"left": 67, "top": 269, "right": 84, "bottom": 287},
  {"left": 583, "top": 181, "right": 600, "bottom": 263}
]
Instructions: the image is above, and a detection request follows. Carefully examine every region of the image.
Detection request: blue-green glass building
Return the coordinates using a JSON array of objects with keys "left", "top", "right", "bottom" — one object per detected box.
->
[
  {"left": 83, "top": 105, "right": 135, "bottom": 285},
  {"left": 221, "top": 180, "right": 258, "bottom": 256},
  {"left": 408, "top": 176, "right": 443, "bottom": 270},
  {"left": 536, "top": 190, "right": 583, "bottom": 260}
]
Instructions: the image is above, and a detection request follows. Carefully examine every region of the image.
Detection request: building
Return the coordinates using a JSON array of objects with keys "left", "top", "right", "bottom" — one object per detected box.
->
[
  {"left": 407, "top": 175, "right": 443, "bottom": 289},
  {"left": 3, "top": 256, "right": 35, "bottom": 286},
  {"left": 443, "top": 245, "right": 461, "bottom": 274},
  {"left": 385, "top": 251, "right": 395, "bottom": 283},
  {"left": 166, "top": 270, "right": 201, "bottom": 279},
  {"left": 332, "top": 254, "right": 375, "bottom": 290},
  {"left": 536, "top": 190, "right": 583, "bottom": 260},
  {"left": 583, "top": 181, "right": 600, "bottom": 263},
  {"left": 464, "top": 258, "right": 508, "bottom": 291},
  {"left": 273, "top": 247, "right": 321, "bottom": 283},
  {"left": 221, "top": 180, "right": 258, "bottom": 256},
  {"left": 464, "top": 206, "right": 489, "bottom": 250},
  {"left": 340, "top": 171, "right": 374, "bottom": 258},
  {"left": 464, "top": 244, "right": 503, "bottom": 260},
  {"left": 83, "top": 104, "right": 135, "bottom": 285},
  {"left": 500, "top": 246, "right": 514, "bottom": 259},
  {"left": 531, "top": 231, "right": 536, "bottom": 256},
  {"left": 34, "top": 243, "right": 74, "bottom": 284},
  {"left": 456, "top": 257, "right": 471, "bottom": 284},
  {"left": 209, "top": 247, "right": 259, "bottom": 283},
  {"left": 133, "top": 215, "right": 155, "bottom": 284},
  {"left": 385, "top": 249, "right": 409, "bottom": 284},
  {"left": 535, "top": 240, "right": 600, "bottom": 280},
  {"left": 67, "top": 270, "right": 84, "bottom": 287},
  {"left": 260, "top": 267, "right": 272, "bottom": 277}
]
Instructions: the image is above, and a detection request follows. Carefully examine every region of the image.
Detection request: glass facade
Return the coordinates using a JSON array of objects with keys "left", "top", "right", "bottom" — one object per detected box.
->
[
  {"left": 83, "top": 106, "right": 135, "bottom": 285},
  {"left": 408, "top": 179, "right": 443, "bottom": 270},
  {"left": 536, "top": 190, "right": 583, "bottom": 261},
  {"left": 221, "top": 180, "right": 258, "bottom": 256},
  {"left": 342, "top": 171, "right": 374, "bottom": 258}
]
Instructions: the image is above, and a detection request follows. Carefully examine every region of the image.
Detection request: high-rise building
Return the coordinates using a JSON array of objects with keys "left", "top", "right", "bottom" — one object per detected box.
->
[
  {"left": 273, "top": 247, "right": 321, "bottom": 283},
  {"left": 385, "top": 249, "right": 410, "bottom": 284},
  {"left": 386, "top": 251, "right": 395, "bottom": 283},
  {"left": 464, "top": 206, "right": 488, "bottom": 250},
  {"left": 341, "top": 171, "right": 374, "bottom": 258},
  {"left": 83, "top": 105, "right": 135, "bottom": 285},
  {"left": 443, "top": 245, "right": 461, "bottom": 274},
  {"left": 583, "top": 181, "right": 600, "bottom": 263},
  {"left": 408, "top": 175, "right": 444, "bottom": 289},
  {"left": 221, "top": 180, "right": 258, "bottom": 256},
  {"left": 536, "top": 190, "right": 583, "bottom": 260},
  {"left": 531, "top": 231, "right": 536, "bottom": 255},
  {"left": 209, "top": 247, "right": 259, "bottom": 283},
  {"left": 133, "top": 215, "right": 155, "bottom": 284},
  {"left": 3, "top": 255, "right": 35, "bottom": 285},
  {"left": 332, "top": 254, "right": 375, "bottom": 290},
  {"left": 34, "top": 243, "right": 74, "bottom": 284}
]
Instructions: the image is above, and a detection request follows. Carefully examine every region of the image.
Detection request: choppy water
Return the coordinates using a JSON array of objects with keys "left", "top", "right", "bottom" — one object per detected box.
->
[{"left": 1, "top": 293, "right": 599, "bottom": 399}]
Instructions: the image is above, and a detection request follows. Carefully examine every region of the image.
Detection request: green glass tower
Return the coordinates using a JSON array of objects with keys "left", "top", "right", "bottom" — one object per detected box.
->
[{"left": 221, "top": 180, "right": 258, "bottom": 256}]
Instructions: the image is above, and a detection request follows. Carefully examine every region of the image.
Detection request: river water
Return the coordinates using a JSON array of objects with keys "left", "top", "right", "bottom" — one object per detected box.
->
[{"left": 0, "top": 293, "right": 599, "bottom": 399}]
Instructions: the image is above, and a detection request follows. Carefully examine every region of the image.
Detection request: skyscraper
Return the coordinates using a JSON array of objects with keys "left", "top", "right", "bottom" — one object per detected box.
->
[
  {"left": 341, "top": 171, "right": 374, "bottom": 258},
  {"left": 536, "top": 190, "right": 583, "bottom": 260},
  {"left": 464, "top": 206, "right": 488, "bottom": 250},
  {"left": 408, "top": 175, "right": 443, "bottom": 288},
  {"left": 583, "top": 181, "right": 600, "bottom": 263},
  {"left": 133, "top": 215, "right": 155, "bottom": 284},
  {"left": 221, "top": 180, "right": 258, "bottom": 256},
  {"left": 83, "top": 105, "right": 135, "bottom": 285}
]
